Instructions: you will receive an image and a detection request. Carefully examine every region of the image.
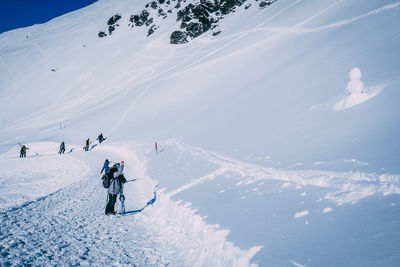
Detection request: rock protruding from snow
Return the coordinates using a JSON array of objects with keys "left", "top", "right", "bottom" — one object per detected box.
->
[
  {"left": 107, "top": 14, "right": 121, "bottom": 35},
  {"left": 130, "top": 10, "right": 151, "bottom": 27},
  {"left": 98, "top": 13, "right": 122, "bottom": 36},
  {"left": 97, "top": 0, "right": 278, "bottom": 43},
  {"left": 98, "top": 31, "right": 107, "bottom": 37},
  {"left": 107, "top": 14, "right": 122, "bottom": 26},
  {"left": 259, "top": 0, "right": 276, "bottom": 9},
  {"left": 170, "top": 30, "right": 188, "bottom": 44}
]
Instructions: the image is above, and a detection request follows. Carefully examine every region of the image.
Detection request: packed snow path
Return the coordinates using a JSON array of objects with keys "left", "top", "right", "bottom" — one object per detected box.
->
[{"left": 0, "top": 154, "right": 167, "bottom": 266}]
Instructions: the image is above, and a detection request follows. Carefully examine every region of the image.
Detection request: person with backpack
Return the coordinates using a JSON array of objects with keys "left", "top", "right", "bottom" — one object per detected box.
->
[
  {"left": 84, "top": 138, "right": 91, "bottom": 151},
  {"left": 59, "top": 142, "right": 65, "bottom": 154},
  {"left": 97, "top": 133, "right": 106, "bottom": 144},
  {"left": 19, "top": 143, "right": 28, "bottom": 158},
  {"left": 105, "top": 161, "right": 126, "bottom": 215},
  {"left": 101, "top": 159, "right": 110, "bottom": 174}
]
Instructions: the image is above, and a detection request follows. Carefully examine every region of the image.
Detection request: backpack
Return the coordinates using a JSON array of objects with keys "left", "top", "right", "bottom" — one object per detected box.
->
[
  {"left": 102, "top": 165, "right": 118, "bottom": 188},
  {"left": 102, "top": 174, "right": 111, "bottom": 188}
]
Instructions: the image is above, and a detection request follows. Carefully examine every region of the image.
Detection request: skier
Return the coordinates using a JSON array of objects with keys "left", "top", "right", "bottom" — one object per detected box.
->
[
  {"left": 59, "top": 141, "right": 65, "bottom": 154},
  {"left": 84, "top": 138, "right": 91, "bottom": 151},
  {"left": 105, "top": 161, "right": 126, "bottom": 215},
  {"left": 19, "top": 143, "right": 28, "bottom": 158},
  {"left": 97, "top": 133, "right": 105, "bottom": 144},
  {"left": 101, "top": 159, "right": 110, "bottom": 174}
]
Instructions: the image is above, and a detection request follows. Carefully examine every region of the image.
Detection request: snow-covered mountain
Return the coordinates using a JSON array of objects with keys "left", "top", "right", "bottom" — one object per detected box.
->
[{"left": 1, "top": 0, "right": 400, "bottom": 266}]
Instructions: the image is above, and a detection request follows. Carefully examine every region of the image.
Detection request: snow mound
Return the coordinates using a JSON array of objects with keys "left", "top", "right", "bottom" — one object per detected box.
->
[
  {"left": 144, "top": 192, "right": 262, "bottom": 266},
  {"left": 334, "top": 67, "right": 384, "bottom": 110},
  {"left": 294, "top": 210, "right": 309, "bottom": 219}
]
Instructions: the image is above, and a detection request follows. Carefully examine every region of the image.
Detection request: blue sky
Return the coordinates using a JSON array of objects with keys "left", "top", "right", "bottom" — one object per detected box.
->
[{"left": 0, "top": 0, "right": 97, "bottom": 34}]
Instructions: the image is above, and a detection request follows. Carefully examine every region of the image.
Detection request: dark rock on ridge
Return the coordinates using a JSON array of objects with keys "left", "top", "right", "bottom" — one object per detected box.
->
[{"left": 170, "top": 31, "right": 188, "bottom": 44}]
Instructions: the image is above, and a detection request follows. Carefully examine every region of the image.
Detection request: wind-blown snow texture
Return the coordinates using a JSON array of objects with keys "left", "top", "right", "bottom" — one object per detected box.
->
[{"left": 1, "top": 0, "right": 400, "bottom": 266}]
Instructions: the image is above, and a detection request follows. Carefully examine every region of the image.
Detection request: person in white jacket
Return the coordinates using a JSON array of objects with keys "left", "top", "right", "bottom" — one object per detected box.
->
[{"left": 105, "top": 161, "right": 126, "bottom": 215}]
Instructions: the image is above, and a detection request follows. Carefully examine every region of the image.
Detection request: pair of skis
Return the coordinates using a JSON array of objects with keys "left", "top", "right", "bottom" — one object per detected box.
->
[
  {"left": 118, "top": 179, "right": 137, "bottom": 213},
  {"left": 116, "top": 180, "right": 134, "bottom": 215},
  {"left": 119, "top": 189, "right": 126, "bottom": 214}
]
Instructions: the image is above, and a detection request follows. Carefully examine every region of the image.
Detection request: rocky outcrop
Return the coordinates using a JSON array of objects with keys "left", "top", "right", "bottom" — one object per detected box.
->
[
  {"left": 147, "top": 25, "right": 159, "bottom": 36},
  {"left": 108, "top": 14, "right": 121, "bottom": 35},
  {"left": 97, "top": 14, "right": 122, "bottom": 36},
  {"left": 169, "top": 0, "right": 252, "bottom": 43},
  {"left": 98, "top": 31, "right": 107, "bottom": 38},
  {"left": 97, "top": 0, "right": 278, "bottom": 43},
  {"left": 259, "top": 0, "right": 276, "bottom": 9},
  {"left": 212, "top": 30, "right": 222, "bottom": 36},
  {"left": 108, "top": 14, "right": 122, "bottom": 25},
  {"left": 171, "top": 1, "right": 220, "bottom": 43},
  {"left": 130, "top": 10, "right": 151, "bottom": 26},
  {"left": 170, "top": 31, "right": 188, "bottom": 44}
]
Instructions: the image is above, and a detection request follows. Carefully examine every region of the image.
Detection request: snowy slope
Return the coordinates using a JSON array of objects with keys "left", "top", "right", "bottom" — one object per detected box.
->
[
  {"left": 1, "top": 0, "right": 400, "bottom": 266},
  {"left": 1, "top": 0, "right": 399, "bottom": 172}
]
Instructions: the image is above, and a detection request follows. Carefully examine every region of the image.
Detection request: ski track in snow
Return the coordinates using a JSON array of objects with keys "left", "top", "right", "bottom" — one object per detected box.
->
[
  {"left": 165, "top": 139, "right": 400, "bottom": 205},
  {"left": 2, "top": 1, "right": 398, "bottom": 147},
  {"left": 245, "top": 2, "right": 400, "bottom": 35},
  {"left": 185, "top": 1, "right": 400, "bottom": 73}
]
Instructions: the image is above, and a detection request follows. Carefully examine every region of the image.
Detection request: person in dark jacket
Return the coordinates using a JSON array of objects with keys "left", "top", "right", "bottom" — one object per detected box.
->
[
  {"left": 97, "top": 133, "right": 105, "bottom": 144},
  {"left": 101, "top": 159, "right": 110, "bottom": 174},
  {"left": 59, "top": 142, "right": 65, "bottom": 154},
  {"left": 19, "top": 144, "right": 28, "bottom": 158},
  {"left": 84, "top": 138, "right": 91, "bottom": 151},
  {"left": 105, "top": 161, "right": 126, "bottom": 215}
]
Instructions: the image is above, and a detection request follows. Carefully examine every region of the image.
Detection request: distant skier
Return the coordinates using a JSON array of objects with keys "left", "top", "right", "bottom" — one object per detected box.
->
[
  {"left": 97, "top": 133, "right": 106, "bottom": 144},
  {"left": 105, "top": 161, "right": 126, "bottom": 215},
  {"left": 155, "top": 142, "right": 158, "bottom": 154},
  {"left": 19, "top": 144, "right": 29, "bottom": 158},
  {"left": 59, "top": 141, "right": 65, "bottom": 154},
  {"left": 101, "top": 159, "right": 110, "bottom": 174},
  {"left": 84, "top": 138, "right": 91, "bottom": 151}
]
